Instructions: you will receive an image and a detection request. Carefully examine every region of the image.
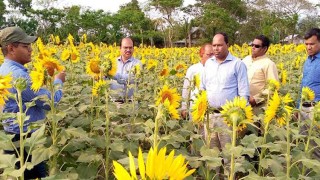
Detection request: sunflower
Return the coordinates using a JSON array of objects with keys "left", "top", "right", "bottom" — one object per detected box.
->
[
  {"left": 163, "top": 99, "right": 180, "bottom": 119},
  {"left": 156, "top": 84, "right": 181, "bottom": 108},
  {"left": 41, "top": 58, "right": 64, "bottom": 76},
  {"left": 175, "top": 62, "right": 187, "bottom": 78},
  {"left": 68, "top": 34, "right": 75, "bottom": 47},
  {"left": 30, "top": 69, "right": 45, "bottom": 92},
  {"left": 92, "top": 79, "right": 107, "bottom": 97},
  {"left": 267, "top": 79, "right": 280, "bottom": 92},
  {"left": 132, "top": 64, "right": 141, "bottom": 77},
  {"left": 264, "top": 91, "right": 293, "bottom": 126},
  {"left": 86, "top": 58, "right": 101, "bottom": 79},
  {"left": 54, "top": 35, "right": 60, "bottom": 45},
  {"left": 193, "top": 73, "right": 200, "bottom": 89},
  {"left": 301, "top": 87, "right": 315, "bottom": 102},
  {"left": 221, "top": 97, "right": 253, "bottom": 131},
  {"left": 61, "top": 49, "right": 71, "bottom": 61},
  {"left": 147, "top": 59, "right": 158, "bottom": 70},
  {"left": 159, "top": 65, "right": 169, "bottom": 77},
  {"left": 280, "top": 70, "right": 287, "bottom": 85},
  {"left": 0, "top": 74, "right": 13, "bottom": 106},
  {"left": 112, "top": 146, "right": 195, "bottom": 180},
  {"left": 102, "top": 56, "right": 117, "bottom": 78},
  {"left": 70, "top": 48, "right": 80, "bottom": 63},
  {"left": 191, "top": 90, "right": 208, "bottom": 123}
]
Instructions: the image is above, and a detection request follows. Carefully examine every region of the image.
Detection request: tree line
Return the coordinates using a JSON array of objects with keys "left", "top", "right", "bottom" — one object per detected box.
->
[{"left": 0, "top": 0, "right": 319, "bottom": 47}]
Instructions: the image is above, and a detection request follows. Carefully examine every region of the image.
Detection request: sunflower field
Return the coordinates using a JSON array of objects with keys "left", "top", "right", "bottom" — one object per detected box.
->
[{"left": 1, "top": 34, "right": 320, "bottom": 180}]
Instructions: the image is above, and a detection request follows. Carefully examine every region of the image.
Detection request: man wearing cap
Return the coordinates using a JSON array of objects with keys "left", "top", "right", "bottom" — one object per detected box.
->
[{"left": 0, "top": 26, "right": 66, "bottom": 178}]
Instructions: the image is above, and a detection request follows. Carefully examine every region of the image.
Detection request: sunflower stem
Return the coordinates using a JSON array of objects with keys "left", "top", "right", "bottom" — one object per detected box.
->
[
  {"left": 49, "top": 77, "right": 58, "bottom": 175},
  {"left": 301, "top": 111, "right": 315, "bottom": 176},
  {"left": 258, "top": 122, "right": 269, "bottom": 176},
  {"left": 205, "top": 112, "right": 210, "bottom": 147},
  {"left": 154, "top": 104, "right": 163, "bottom": 148},
  {"left": 286, "top": 115, "right": 291, "bottom": 179},
  {"left": 104, "top": 89, "right": 110, "bottom": 180},
  {"left": 229, "top": 114, "right": 238, "bottom": 180},
  {"left": 17, "top": 88, "right": 25, "bottom": 180},
  {"left": 90, "top": 78, "right": 95, "bottom": 135}
]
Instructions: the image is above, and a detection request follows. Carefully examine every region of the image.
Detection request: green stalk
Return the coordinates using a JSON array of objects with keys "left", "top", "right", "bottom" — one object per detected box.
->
[
  {"left": 49, "top": 78, "right": 58, "bottom": 175},
  {"left": 17, "top": 88, "right": 25, "bottom": 180},
  {"left": 90, "top": 78, "right": 95, "bottom": 135},
  {"left": 301, "top": 112, "right": 315, "bottom": 175},
  {"left": 229, "top": 115, "right": 238, "bottom": 180},
  {"left": 205, "top": 112, "right": 210, "bottom": 147},
  {"left": 258, "top": 122, "right": 270, "bottom": 176},
  {"left": 153, "top": 105, "right": 163, "bottom": 148},
  {"left": 286, "top": 116, "right": 291, "bottom": 179},
  {"left": 104, "top": 89, "right": 110, "bottom": 180}
]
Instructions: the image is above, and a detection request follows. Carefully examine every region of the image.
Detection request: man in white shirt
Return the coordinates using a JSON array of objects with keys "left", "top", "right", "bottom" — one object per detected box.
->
[{"left": 181, "top": 43, "right": 213, "bottom": 119}]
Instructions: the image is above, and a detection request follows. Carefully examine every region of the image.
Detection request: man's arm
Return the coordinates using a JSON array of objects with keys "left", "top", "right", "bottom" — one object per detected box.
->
[
  {"left": 23, "top": 72, "right": 65, "bottom": 110},
  {"left": 237, "top": 61, "right": 250, "bottom": 101}
]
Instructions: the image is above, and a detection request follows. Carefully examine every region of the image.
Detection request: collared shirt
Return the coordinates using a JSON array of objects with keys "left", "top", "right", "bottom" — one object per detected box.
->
[
  {"left": 0, "top": 59, "right": 63, "bottom": 134},
  {"left": 300, "top": 52, "right": 320, "bottom": 102},
  {"left": 110, "top": 56, "right": 141, "bottom": 100},
  {"left": 242, "top": 55, "right": 279, "bottom": 104},
  {"left": 201, "top": 53, "right": 250, "bottom": 108},
  {"left": 181, "top": 62, "right": 204, "bottom": 110}
]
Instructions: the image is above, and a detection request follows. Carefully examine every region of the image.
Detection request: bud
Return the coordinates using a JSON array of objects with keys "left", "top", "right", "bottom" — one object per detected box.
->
[{"left": 14, "top": 78, "right": 28, "bottom": 92}]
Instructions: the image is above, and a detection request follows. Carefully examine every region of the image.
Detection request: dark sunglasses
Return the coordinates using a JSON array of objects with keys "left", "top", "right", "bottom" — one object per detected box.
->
[{"left": 251, "top": 44, "right": 262, "bottom": 48}]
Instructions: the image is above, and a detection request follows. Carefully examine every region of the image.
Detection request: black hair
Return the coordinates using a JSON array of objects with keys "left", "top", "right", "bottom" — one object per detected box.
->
[
  {"left": 304, "top": 28, "right": 320, "bottom": 41},
  {"left": 215, "top": 32, "right": 229, "bottom": 44},
  {"left": 255, "top": 35, "right": 270, "bottom": 49}
]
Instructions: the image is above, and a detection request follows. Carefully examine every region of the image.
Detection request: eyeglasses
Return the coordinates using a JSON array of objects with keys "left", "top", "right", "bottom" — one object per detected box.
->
[{"left": 251, "top": 44, "right": 262, "bottom": 48}]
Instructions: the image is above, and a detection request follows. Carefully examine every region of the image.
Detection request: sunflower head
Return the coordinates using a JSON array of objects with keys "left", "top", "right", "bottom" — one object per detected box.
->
[
  {"left": 267, "top": 79, "right": 280, "bottom": 93},
  {"left": 301, "top": 87, "right": 315, "bottom": 102},
  {"left": 102, "top": 56, "right": 117, "bottom": 78},
  {"left": 221, "top": 97, "right": 253, "bottom": 131},
  {"left": 61, "top": 49, "right": 71, "bottom": 61},
  {"left": 193, "top": 73, "right": 200, "bottom": 89},
  {"left": 70, "top": 48, "right": 80, "bottom": 63},
  {"left": 86, "top": 58, "right": 101, "bottom": 79},
  {"left": 92, "top": 79, "right": 107, "bottom": 97},
  {"left": 0, "top": 74, "right": 13, "bottom": 106},
  {"left": 159, "top": 66, "right": 169, "bottom": 77},
  {"left": 41, "top": 58, "right": 64, "bottom": 76},
  {"left": 175, "top": 62, "right": 187, "bottom": 78},
  {"left": 112, "top": 146, "right": 195, "bottom": 180},
  {"left": 30, "top": 69, "right": 45, "bottom": 92},
  {"left": 191, "top": 90, "right": 208, "bottom": 123},
  {"left": 264, "top": 91, "right": 293, "bottom": 126},
  {"left": 147, "top": 59, "right": 158, "bottom": 70},
  {"left": 156, "top": 84, "right": 181, "bottom": 108}
]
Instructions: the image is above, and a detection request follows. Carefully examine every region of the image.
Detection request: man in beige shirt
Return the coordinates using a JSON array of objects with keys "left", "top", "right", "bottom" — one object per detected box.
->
[{"left": 243, "top": 35, "right": 279, "bottom": 113}]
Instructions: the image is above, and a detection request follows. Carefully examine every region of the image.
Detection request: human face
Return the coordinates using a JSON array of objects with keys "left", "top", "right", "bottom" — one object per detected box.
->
[
  {"left": 305, "top": 35, "right": 320, "bottom": 56},
  {"left": 212, "top": 34, "right": 228, "bottom": 61},
  {"left": 120, "top": 38, "right": 134, "bottom": 62},
  {"left": 251, "top": 39, "right": 266, "bottom": 58},
  {"left": 9, "top": 43, "right": 33, "bottom": 65},
  {"left": 201, "top": 45, "right": 214, "bottom": 63}
]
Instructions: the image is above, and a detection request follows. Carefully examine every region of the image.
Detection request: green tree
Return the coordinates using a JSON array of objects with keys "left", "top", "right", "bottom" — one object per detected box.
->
[
  {"left": 115, "top": 0, "right": 153, "bottom": 45},
  {"left": 149, "top": 0, "right": 184, "bottom": 47}
]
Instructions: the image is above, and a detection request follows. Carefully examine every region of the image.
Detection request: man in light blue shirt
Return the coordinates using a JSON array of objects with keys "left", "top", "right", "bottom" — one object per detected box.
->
[
  {"left": 201, "top": 32, "right": 249, "bottom": 151},
  {"left": 299, "top": 28, "right": 320, "bottom": 160},
  {"left": 110, "top": 37, "right": 141, "bottom": 103},
  {"left": 0, "top": 26, "right": 66, "bottom": 178}
]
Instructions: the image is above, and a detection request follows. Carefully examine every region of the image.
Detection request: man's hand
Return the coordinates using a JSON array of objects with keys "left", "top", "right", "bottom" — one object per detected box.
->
[
  {"left": 55, "top": 71, "right": 66, "bottom": 83},
  {"left": 181, "top": 110, "right": 187, "bottom": 119},
  {"left": 249, "top": 96, "right": 256, "bottom": 106}
]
